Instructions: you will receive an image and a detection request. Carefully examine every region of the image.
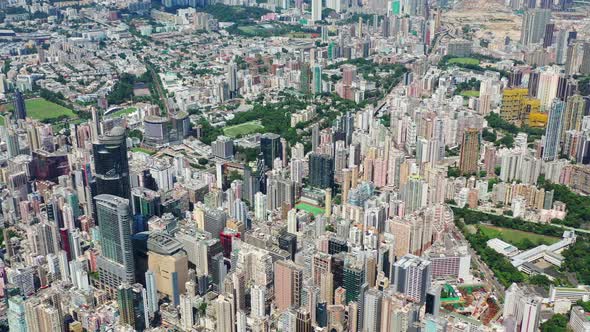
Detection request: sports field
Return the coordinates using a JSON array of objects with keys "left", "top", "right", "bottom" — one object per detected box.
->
[
  {"left": 460, "top": 90, "right": 480, "bottom": 97},
  {"left": 223, "top": 120, "right": 264, "bottom": 137},
  {"left": 295, "top": 203, "right": 325, "bottom": 216},
  {"left": 130, "top": 147, "right": 156, "bottom": 155},
  {"left": 448, "top": 57, "right": 480, "bottom": 65},
  {"left": 6, "top": 98, "right": 76, "bottom": 121},
  {"left": 478, "top": 224, "right": 559, "bottom": 248},
  {"left": 109, "top": 107, "right": 137, "bottom": 118}
]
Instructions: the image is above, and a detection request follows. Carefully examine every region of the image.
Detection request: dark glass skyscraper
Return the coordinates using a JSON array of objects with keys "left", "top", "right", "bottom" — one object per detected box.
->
[
  {"left": 308, "top": 153, "right": 334, "bottom": 189},
  {"left": 117, "top": 283, "right": 146, "bottom": 331},
  {"left": 260, "top": 133, "right": 281, "bottom": 170},
  {"left": 13, "top": 90, "right": 26, "bottom": 120},
  {"left": 92, "top": 127, "right": 131, "bottom": 200}
]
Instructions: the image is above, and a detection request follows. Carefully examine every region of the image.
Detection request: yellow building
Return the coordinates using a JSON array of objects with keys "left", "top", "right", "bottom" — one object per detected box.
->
[
  {"left": 500, "top": 88, "right": 529, "bottom": 123},
  {"left": 523, "top": 98, "right": 544, "bottom": 127},
  {"left": 528, "top": 111, "right": 548, "bottom": 128},
  {"left": 501, "top": 88, "right": 544, "bottom": 127}
]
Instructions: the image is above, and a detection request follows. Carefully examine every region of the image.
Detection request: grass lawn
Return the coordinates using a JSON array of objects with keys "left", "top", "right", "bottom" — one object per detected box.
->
[
  {"left": 0, "top": 115, "right": 4, "bottom": 126},
  {"left": 109, "top": 107, "right": 137, "bottom": 118},
  {"left": 460, "top": 90, "right": 480, "bottom": 97},
  {"left": 5, "top": 98, "right": 76, "bottom": 122},
  {"left": 296, "top": 203, "right": 325, "bottom": 216},
  {"left": 130, "top": 147, "right": 156, "bottom": 155},
  {"left": 448, "top": 57, "right": 480, "bottom": 66},
  {"left": 223, "top": 120, "right": 264, "bottom": 138},
  {"left": 478, "top": 224, "right": 559, "bottom": 249}
]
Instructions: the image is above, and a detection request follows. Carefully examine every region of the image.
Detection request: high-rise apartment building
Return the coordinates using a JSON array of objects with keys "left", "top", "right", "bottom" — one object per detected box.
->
[
  {"left": 274, "top": 260, "right": 303, "bottom": 311},
  {"left": 520, "top": 9, "right": 551, "bottom": 46},
  {"left": 543, "top": 99, "right": 565, "bottom": 161},
  {"left": 393, "top": 255, "right": 432, "bottom": 303},
  {"left": 459, "top": 128, "right": 480, "bottom": 175}
]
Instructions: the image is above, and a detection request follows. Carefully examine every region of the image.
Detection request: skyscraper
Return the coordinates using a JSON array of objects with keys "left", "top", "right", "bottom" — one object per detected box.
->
[
  {"left": 260, "top": 133, "right": 282, "bottom": 170},
  {"left": 543, "top": 99, "right": 565, "bottom": 161},
  {"left": 95, "top": 194, "right": 135, "bottom": 291},
  {"left": 92, "top": 127, "right": 131, "bottom": 200},
  {"left": 309, "top": 153, "right": 335, "bottom": 189},
  {"left": 393, "top": 255, "right": 432, "bottom": 303},
  {"left": 312, "top": 64, "right": 322, "bottom": 94},
  {"left": 520, "top": 9, "right": 551, "bottom": 46},
  {"left": 311, "top": 0, "right": 322, "bottom": 22},
  {"left": 300, "top": 62, "right": 311, "bottom": 94},
  {"left": 459, "top": 128, "right": 480, "bottom": 175},
  {"left": 274, "top": 260, "right": 303, "bottom": 311},
  {"left": 343, "top": 260, "right": 364, "bottom": 304},
  {"left": 227, "top": 61, "right": 238, "bottom": 99},
  {"left": 296, "top": 309, "right": 312, "bottom": 332},
  {"left": 117, "top": 283, "right": 146, "bottom": 331},
  {"left": 362, "top": 289, "right": 382, "bottom": 332},
  {"left": 13, "top": 90, "right": 26, "bottom": 120}
]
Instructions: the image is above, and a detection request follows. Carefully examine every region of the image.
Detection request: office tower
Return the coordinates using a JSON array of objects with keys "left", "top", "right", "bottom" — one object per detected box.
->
[
  {"left": 393, "top": 255, "right": 432, "bottom": 303},
  {"left": 543, "top": 99, "right": 565, "bottom": 161},
  {"left": 95, "top": 195, "right": 135, "bottom": 291},
  {"left": 212, "top": 136, "right": 234, "bottom": 159},
  {"left": 343, "top": 260, "right": 364, "bottom": 304},
  {"left": 312, "top": 64, "right": 322, "bottom": 94},
  {"left": 227, "top": 61, "right": 238, "bottom": 98},
  {"left": 274, "top": 260, "right": 303, "bottom": 311},
  {"left": 92, "top": 127, "right": 131, "bottom": 200},
  {"left": 362, "top": 289, "right": 382, "bottom": 332},
  {"left": 261, "top": 133, "right": 281, "bottom": 170},
  {"left": 311, "top": 0, "right": 322, "bottom": 22},
  {"left": 118, "top": 283, "right": 146, "bottom": 331},
  {"left": 13, "top": 90, "right": 26, "bottom": 120},
  {"left": 459, "top": 128, "right": 480, "bottom": 175},
  {"left": 309, "top": 153, "right": 335, "bottom": 189},
  {"left": 296, "top": 309, "right": 312, "bottom": 332},
  {"left": 520, "top": 9, "right": 551, "bottom": 46}
]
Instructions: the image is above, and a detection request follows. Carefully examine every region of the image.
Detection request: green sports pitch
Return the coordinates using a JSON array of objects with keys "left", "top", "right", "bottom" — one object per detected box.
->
[
  {"left": 3, "top": 98, "right": 76, "bottom": 122},
  {"left": 223, "top": 120, "right": 264, "bottom": 138}
]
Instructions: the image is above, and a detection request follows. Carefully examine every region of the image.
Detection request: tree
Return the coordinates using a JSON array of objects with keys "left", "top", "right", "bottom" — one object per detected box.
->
[{"left": 540, "top": 314, "right": 568, "bottom": 332}]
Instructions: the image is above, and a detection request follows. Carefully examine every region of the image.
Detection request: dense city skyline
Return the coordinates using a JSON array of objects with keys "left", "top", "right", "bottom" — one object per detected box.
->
[{"left": 1, "top": 0, "right": 590, "bottom": 331}]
